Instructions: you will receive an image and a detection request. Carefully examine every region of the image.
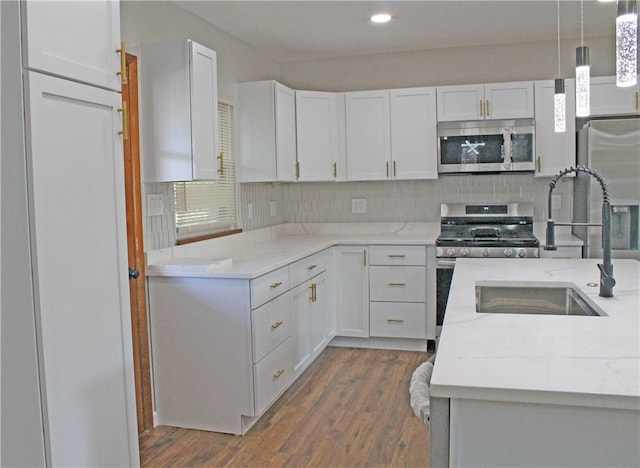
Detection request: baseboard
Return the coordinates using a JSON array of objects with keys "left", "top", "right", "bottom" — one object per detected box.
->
[{"left": 329, "top": 336, "right": 429, "bottom": 352}]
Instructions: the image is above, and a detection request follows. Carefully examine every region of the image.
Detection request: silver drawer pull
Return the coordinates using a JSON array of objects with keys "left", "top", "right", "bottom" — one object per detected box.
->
[
  {"left": 270, "top": 281, "right": 283, "bottom": 289},
  {"left": 271, "top": 320, "right": 284, "bottom": 329},
  {"left": 387, "top": 318, "right": 405, "bottom": 323},
  {"left": 388, "top": 282, "right": 406, "bottom": 286},
  {"left": 307, "top": 264, "right": 317, "bottom": 270},
  {"left": 388, "top": 254, "right": 406, "bottom": 258},
  {"left": 273, "top": 369, "right": 285, "bottom": 380}
]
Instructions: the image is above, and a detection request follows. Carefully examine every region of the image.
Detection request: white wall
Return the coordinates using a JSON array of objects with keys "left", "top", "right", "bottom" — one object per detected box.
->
[{"left": 280, "top": 36, "right": 615, "bottom": 91}]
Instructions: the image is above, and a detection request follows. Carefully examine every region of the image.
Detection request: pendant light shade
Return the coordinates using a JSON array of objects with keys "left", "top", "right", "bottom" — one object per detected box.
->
[
  {"left": 554, "top": 78, "right": 566, "bottom": 132},
  {"left": 616, "top": 0, "right": 638, "bottom": 87},
  {"left": 576, "top": 45, "right": 591, "bottom": 117}
]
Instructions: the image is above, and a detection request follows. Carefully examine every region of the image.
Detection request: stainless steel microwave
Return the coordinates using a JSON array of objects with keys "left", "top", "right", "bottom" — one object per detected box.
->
[{"left": 437, "top": 119, "right": 535, "bottom": 174}]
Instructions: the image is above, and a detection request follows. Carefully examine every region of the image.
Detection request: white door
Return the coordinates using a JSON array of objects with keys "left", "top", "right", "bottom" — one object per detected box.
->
[
  {"left": 485, "top": 81, "right": 534, "bottom": 119},
  {"left": 26, "top": 72, "right": 138, "bottom": 467},
  {"left": 22, "top": 0, "right": 121, "bottom": 91},
  {"left": 290, "top": 282, "right": 312, "bottom": 378},
  {"left": 296, "top": 91, "right": 338, "bottom": 181},
  {"left": 390, "top": 87, "right": 438, "bottom": 180},
  {"left": 275, "top": 83, "right": 298, "bottom": 181},
  {"left": 345, "top": 90, "right": 391, "bottom": 180},
  {"left": 190, "top": 41, "right": 220, "bottom": 180},
  {"left": 534, "top": 79, "right": 576, "bottom": 177},
  {"left": 436, "top": 84, "right": 484, "bottom": 122},
  {"left": 334, "top": 246, "right": 370, "bottom": 338},
  {"left": 309, "top": 273, "right": 328, "bottom": 356}
]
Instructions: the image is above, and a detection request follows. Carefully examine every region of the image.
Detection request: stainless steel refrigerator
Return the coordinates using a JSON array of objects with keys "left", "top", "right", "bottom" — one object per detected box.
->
[{"left": 574, "top": 118, "right": 640, "bottom": 260}]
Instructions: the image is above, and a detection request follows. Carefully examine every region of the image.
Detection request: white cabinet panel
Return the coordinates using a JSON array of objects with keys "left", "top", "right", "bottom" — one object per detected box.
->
[
  {"left": 334, "top": 246, "right": 370, "bottom": 337},
  {"left": 22, "top": 0, "right": 121, "bottom": 91},
  {"left": 296, "top": 91, "right": 339, "bottom": 181},
  {"left": 590, "top": 76, "right": 640, "bottom": 116},
  {"left": 238, "top": 81, "right": 297, "bottom": 182},
  {"left": 390, "top": 87, "right": 438, "bottom": 180},
  {"left": 437, "top": 82, "right": 534, "bottom": 121},
  {"left": 534, "top": 79, "right": 576, "bottom": 177},
  {"left": 290, "top": 281, "right": 312, "bottom": 376},
  {"left": 310, "top": 273, "right": 328, "bottom": 356},
  {"left": 369, "top": 266, "right": 426, "bottom": 302},
  {"left": 140, "top": 40, "right": 220, "bottom": 182},
  {"left": 290, "top": 249, "right": 329, "bottom": 288},
  {"left": 370, "top": 302, "right": 427, "bottom": 339},
  {"left": 252, "top": 293, "right": 291, "bottom": 363},
  {"left": 369, "top": 245, "right": 427, "bottom": 266},
  {"left": 345, "top": 90, "right": 391, "bottom": 180},
  {"left": 250, "top": 265, "right": 290, "bottom": 309},
  {"left": 26, "top": 72, "right": 137, "bottom": 466},
  {"left": 253, "top": 339, "right": 294, "bottom": 416}
]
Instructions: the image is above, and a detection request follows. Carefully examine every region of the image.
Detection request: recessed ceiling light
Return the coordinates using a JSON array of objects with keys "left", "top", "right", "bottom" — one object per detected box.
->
[{"left": 370, "top": 13, "right": 391, "bottom": 23}]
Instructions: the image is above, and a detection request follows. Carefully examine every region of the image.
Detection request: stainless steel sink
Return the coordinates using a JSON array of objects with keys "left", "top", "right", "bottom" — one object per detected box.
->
[{"left": 475, "top": 281, "right": 606, "bottom": 317}]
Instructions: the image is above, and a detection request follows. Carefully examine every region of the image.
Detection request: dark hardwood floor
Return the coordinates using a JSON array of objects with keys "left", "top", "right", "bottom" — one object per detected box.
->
[{"left": 140, "top": 346, "right": 432, "bottom": 467}]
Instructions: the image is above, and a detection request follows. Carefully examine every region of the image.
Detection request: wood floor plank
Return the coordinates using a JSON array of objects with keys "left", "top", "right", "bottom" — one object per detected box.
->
[{"left": 140, "top": 346, "right": 431, "bottom": 467}]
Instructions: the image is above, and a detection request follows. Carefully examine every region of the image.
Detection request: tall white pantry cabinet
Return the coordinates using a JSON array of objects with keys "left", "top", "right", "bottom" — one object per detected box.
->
[{"left": 1, "top": 1, "right": 139, "bottom": 467}]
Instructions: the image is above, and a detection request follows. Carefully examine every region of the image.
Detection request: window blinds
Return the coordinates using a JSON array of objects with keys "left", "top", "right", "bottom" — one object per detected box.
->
[{"left": 174, "top": 102, "right": 237, "bottom": 238}]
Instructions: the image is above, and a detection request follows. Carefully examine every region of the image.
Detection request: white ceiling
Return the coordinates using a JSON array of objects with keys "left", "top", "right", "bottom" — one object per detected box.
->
[{"left": 173, "top": 1, "right": 618, "bottom": 62}]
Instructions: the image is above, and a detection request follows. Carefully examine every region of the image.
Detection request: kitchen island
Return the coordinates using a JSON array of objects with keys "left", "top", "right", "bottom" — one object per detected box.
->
[{"left": 430, "top": 258, "right": 640, "bottom": 467}]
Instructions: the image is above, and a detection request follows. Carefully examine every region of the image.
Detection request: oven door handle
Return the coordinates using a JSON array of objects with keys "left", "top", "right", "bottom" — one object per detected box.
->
[{"left": 436, "top": 259, "right": 456, "bottom": 270}]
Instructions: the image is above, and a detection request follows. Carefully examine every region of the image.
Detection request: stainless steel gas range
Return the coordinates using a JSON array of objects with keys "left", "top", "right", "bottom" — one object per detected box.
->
[{"left": 435, "top": 202, "right": 540, "bottom": 334}]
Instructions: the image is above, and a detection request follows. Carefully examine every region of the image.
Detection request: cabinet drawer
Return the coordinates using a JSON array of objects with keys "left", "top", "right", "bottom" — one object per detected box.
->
[
  {"left": 253, "top": 338, "right": 294, "bottom": 416},
  {"left": 290, "top": 250, "right": 329, "bottom": 288},
  {"left": 251, "top": 266, "right": 290, "bottom": 309},
  {"left": 370, "top": 302, "right": 426, "bottom": 339},
  {"left": 369, "top": 245, "right": 426, "bottom": 266},
  {"left": 252, "top": 293, "right": 291, "bottom": 363},
  {"left": 369, "top": 266, "right": 426, "bottom": 302}
]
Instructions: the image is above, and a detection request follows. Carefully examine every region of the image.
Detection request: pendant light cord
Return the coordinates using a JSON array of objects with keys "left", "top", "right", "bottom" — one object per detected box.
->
[
  {"left": 557, "top": 0, "right": 561, "bottom": 76},
  {"left": 580, "top": 0, "right": 584, "bottom": 46}
]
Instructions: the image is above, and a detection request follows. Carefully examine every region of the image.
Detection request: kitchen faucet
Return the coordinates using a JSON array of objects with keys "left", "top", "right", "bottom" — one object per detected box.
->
[{"left": 545, "top": 166, "right": 616, "bottom": 297}]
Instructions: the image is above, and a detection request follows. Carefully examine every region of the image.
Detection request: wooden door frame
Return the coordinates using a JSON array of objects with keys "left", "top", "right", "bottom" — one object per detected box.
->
[{"left": 122, "top": 53, "right": 154, "bottom": 434}]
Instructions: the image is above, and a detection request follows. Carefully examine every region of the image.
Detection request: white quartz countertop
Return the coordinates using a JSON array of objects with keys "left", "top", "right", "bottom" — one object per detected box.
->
[
  {"left": 430, "top": 258, "right": 640, "bottom": 410},
  {"left": 146, "top": 222, "right": 442, "bottom": 279}
]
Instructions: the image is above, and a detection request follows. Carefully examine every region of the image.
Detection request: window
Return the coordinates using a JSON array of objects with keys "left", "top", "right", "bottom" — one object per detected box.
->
[{"left": 174, "top": 102, "right": 237, "bottom": 240}]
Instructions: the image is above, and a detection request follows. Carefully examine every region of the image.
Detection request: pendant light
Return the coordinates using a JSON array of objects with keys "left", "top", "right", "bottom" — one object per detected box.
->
[
  {"left": 575, "top": 0, "right": 590, "bottom": 117},
  {"left": 554, "top": 0, "right": 566, "bottom": 133},
  {"left": 616, "top": 0, "right": 638, "bottom": 87}
]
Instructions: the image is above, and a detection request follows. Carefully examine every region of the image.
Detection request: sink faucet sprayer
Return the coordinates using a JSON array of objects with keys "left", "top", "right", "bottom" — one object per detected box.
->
[{"left": 545, "top": 165, "right": 616, "bottom": 297}]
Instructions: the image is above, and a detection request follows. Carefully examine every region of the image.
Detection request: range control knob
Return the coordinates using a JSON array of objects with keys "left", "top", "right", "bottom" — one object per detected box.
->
[
  {"left": 503, "top": 248, "right": 514, "bottom": 257},
  {"left": 446, "top": 248, "right": 456, "bottom": 257},
  {"left": 482, "top": 248, "right": 491, "bottom": 258},
  {"left": 460, "top": 248, "right": 470, "bottom": 257},
  {"left": 517, "top": 249, "right": 527, "bottom": 258}
]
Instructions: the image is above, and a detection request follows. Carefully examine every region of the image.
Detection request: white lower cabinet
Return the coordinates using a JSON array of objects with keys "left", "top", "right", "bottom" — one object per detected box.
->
[
  {"left": 148, "top": 249, "right": 333, "bottom": 435},
  {"left": 334, "top": 246, "right": 370, "bottom": 337},
  {"left": 370, "top": 302, "right": 427, "bottom": 339}
]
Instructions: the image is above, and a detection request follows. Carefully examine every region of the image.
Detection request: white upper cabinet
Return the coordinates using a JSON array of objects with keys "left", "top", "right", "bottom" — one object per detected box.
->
[
  {"left": 590, "top": 76, "right": 640, "bottom": 116},
  {"left": 345, "top": 90, "right": 392, "bottom": 180},
  {"left": 238, "top": 81, "right": 297, "bottom": 182},
  {"left": 534, "top": 79, "right": 576, "bottom": 177},
  {"left": 390, "top": 87, "right": 438, "bottom": 180},
  {"left": 295, "top": 91, "right": 340, "bottom": 181},
  {"left": 21, "top": 0, "right": 122, "bottom": 91},
  {"left": 346, "top": 88, "right": 437, "bottom": 181},
  {"left": 140, "top": 40, "right": 220, "bottom": 182},
  {"left": 437, "top": 81, "right": 534, "bottom": 121}
]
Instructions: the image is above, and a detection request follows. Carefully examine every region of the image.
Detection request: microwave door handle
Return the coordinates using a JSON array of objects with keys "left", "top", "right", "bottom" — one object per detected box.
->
[{"left": 502, "top": 128, "right": 512, "bottom": 169}]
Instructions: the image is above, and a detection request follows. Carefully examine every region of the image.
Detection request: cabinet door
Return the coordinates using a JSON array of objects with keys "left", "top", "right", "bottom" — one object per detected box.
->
[
  {"left": 334, "top": 246, "right": 370, "bottom": 337},
  {"left": 390, "top": 87, "right": 438, "bottom": 180},
  {"left": 310, "top": 273, "right": 328, "bottom": 357},
  {"left": 26, "top": 72, "right": 138, "bottom": 466},
  {"left": 22, "top": 0, "right": 121, "bottom": 91},
  {"left": 534, "top": 79, "right": 576, "bottom": 177},
  {"left": 275, "top": 83, "right": 298, "bottom": 181},
  {"left": 290, "top": 281, "right": 312, "bottom": 378},
  {"left": 590, "top": 76, "right": 640, "bottom": 116},
  {"left": 345, "top": 90, "right": 391, "bottom": 180},
  {"left": 296, "top": 91, "right": 339, "bottom": 181},
  {"left": 485, "top": 81, "right": 534, "bottom": 119},
  {"left": 190, "top": 42, "right": 220, "bottom": 180},
  {"left": 436, "top": 84, "right": 484, "bottom": 122}
]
